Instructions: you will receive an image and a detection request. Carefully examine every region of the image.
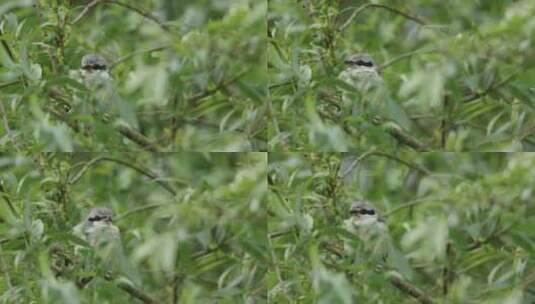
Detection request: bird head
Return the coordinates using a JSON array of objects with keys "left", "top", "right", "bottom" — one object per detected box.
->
[
  {"left": 81, "top": 54, "right": 109, "bottom": 73},
  {"left": 349, "top": 200, "right": 383, "bottom": 226},
  {"left": 86, "top": 207, "right": 115, "bottom": 225},
  {"left": 344, "top": 53, "right": 376, "bottom": 70}
]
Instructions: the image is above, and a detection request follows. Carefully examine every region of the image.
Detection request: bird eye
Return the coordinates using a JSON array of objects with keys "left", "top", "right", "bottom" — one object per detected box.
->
[
  {"left": 88, "top": 216, "right": 102, "bottom": 222},
  {"left": 356, "top": 60, "right": 374, "bottom": 67}
]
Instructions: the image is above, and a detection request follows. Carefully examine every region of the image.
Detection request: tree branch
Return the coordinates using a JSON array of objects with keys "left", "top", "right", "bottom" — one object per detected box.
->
[
  {"left": 340, "top": 150, "right": 431, "bottom": 179},
  {"left": 72, "top": 0, "right": 170, "bottom": 32},
  {"left": 461, "top": 72, "right": 518, "bottom": 103},
  {"left": 388, "top": 273, "right": 435, "bottom": 304},
  {"left": 68, "top": 156, "right": 177, "bottom": 196},
  {"left": 110, "top": 45, "right": 171, "bottom": 70},
  {"left": 378, "top": 48, "right": 440, "bottom": 71},
  {"left": 340, "top": 4, "right": 426, "bottom": 32},
  {"left": 372, "top": 117, "right": 428, "bottom": 151},
  {"left": 116, "top": 280, "right": 160, "bottom": 304},
  {"left": 187, "top": 69, "right": 249, "bottom": 104},
  {"left": 115, "top": 123, "right": 161, "bottom": 152}
]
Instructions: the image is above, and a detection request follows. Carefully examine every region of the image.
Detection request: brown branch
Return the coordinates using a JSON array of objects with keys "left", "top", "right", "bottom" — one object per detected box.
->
[
  {"left": 116, "top": 281, "right": 160, "bottom": 304},
  {"left": 388, "top": 274, "right": 435, "bottom": 304},
  {"left": 109, "top": 45, "right": 171, "bottom": 70},
  {"left": 340, "top": 150, "right": 431, "bottom": 179},
  {"left": 103, "top": 0, "right": 170, "bottom": 32},
  {"left": 187, "top": 69, "right": 249, "bottom": 104},
  {"left": 340, "top": 3, "right": 426, "bottom": 31},
  {"left": 68, "top": 156, "right": 177, "bottom": 196},
  {"left": 378, "top": 48, "right": 440, "bottom": 71},
  {"left": 72, "top": 0, "right": 101, "bottom": 24},
  {"left": 440, "top": 93, "right": 451, "bottom": 148},
  {"left": 115, "top": 203, "right": 169, "bottom": 221},
  {"left": 0, "top": 80, "right": 22, "bottom": 90},
  {"left": 115, "top": 123, "right": 161, "bottom": 152},
  {"left": 461, "top": 72, "right": 518, "bottom": 103},
  {"left": 72, "top": 0, "right": 170, "bottom": 32},
  {"left": 372, "top": 117, "right": 428, "bottom": 151},
  {"left": 0, "top": 27, "right": 15, "bottom": 61}
]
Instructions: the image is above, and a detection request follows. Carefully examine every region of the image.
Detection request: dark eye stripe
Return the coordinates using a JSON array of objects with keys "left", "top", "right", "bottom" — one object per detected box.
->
[
  {"left": 350, "top": 209, "right": 376, "bottom": 215},
  {"left": 356, "top": 60, "right": 374, "bottom": 67}
]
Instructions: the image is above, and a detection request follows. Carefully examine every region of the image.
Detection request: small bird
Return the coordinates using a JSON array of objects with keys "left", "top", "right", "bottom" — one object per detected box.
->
[
  {"left": 339, "top": 53, "right": 383, "bottom": 94},
  {"left": 343, "top": 200, "right": 390, "bottom": 264},
  {"left": 73, "top": 207, "right": 122, "bottom": 274},
  {"left": 80, "top": 54, "right": 113, "bottom": 90},
  {"left": 73, "top": 207, "right": 141, "bottom": 287},
  {"left": 80, "top": 207, "right": 121, "bottom": 248},
  {"left": 70, "top": 53, "right": 138, "bottom": 128}
]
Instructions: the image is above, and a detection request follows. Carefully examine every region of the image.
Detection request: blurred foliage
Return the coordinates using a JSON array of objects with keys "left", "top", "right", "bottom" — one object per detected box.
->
[
  {"left": 0, "top": 0, "right": 266, "bottom": 151},
  {"left": 268, "top": 0, "right": 535, "bottom": 151},
  {"left": 0, "top": 152, "right": 267, "bottom": 303},
  {"left": 268, "top": 152, "right": 535, "bottom": 303}
]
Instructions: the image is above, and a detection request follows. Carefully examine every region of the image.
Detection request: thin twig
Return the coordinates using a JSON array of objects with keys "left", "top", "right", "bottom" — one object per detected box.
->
[
  {"left": 72, "top": 0, "right": 170, "bottom": 32},
  {"left": 115, "top": 281, "right": 160, "bottom": 304},
  {"left": 187, "top": 69, "right": 249, "bottom": 104},
  {"left": 340, "top": 151, "right": 430, "bottom": 179},
  {"left": 0, "top": 27, "right": 15, "bottom": 61},
  {"left": 72, "top": 0, "right": 101, "bottom": 24},
  {"left": 378, "top": 48, "right": 439, "bottom": 71},
  {"left": 110, "top": 45, "right": 171, "bottom": 70},
  {"left": 68, "top": 156, "right": 177, "bottom": 196},
  {"left": 0, "top": 100, "right": 11, "bottom": 135},
  {"left": 115, "top": 203, "right": 169, "bottom": 221},
  {"left": 340, "top": 4, "right": 426, "bottom": 32},
  {"left": 0, "top": 80, "right": 22, "bottom": 90},
  {"left": 373, "top": 118, "right": 428, "bottom": 151},
  {"left": 115, "top": 123, "right": 161, "bottom": 152},
  {"left": 103, "top": 0, "right": 170, "bottom": 32},
  {"left": 388, "top": 273, "right": 435, "bottom": 304},
  {"left": 461, "top": 72, "right": 518, "bottom": 103}
]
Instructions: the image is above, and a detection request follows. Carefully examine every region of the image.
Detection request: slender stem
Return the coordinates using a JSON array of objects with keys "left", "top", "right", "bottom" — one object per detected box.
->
[
  {"left": 461, "top": 72, "right": 518, "bottom": 103},
  {"left": 110, "top": 45, "right": 171, "bottom": 70},
  {"left": 340, "top": 4, "right": 426, "bottom": 32},
  {"left": 379, "top": 48, "right": 439, "bottom": 71},
  {"left": 103, "top": 0, "right": 170, "bottom": 32},
  {"left": 340, "top": 150, "right": 430, "bottom": 179},
  {"left": 72, "top": 0, "right": 170, "bottom": 32},
  {"left": 115, "top": 281, "right": 160, "bottom": 304},
  {"left": 115, "top": 203, "right": 169, "bottom": 221},
  {"left": 115, "top": 123, "right": 161, "bottom": 152},
  {"left": 187, "top": 69, "right": 249, "bottom": 104},
  {"left": 0, "top": 80, "right": 22, "bottom": 90},
  {"left": 68, "top": 156, "right": 177, "bottom": 196},
  {"left": 388, "top": 274, "right": 435, "bottom": 304}
]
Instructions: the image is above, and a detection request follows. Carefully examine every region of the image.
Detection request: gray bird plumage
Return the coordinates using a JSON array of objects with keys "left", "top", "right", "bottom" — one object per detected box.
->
[
  {"left": 75, "top": 207, "right": 121, "bottom": 248},
  {"left": 343, "top": 200, "right": 390, "bottom": 264},
  {"left": 81, "top": 54, "right": 109, "bottom": 72}
]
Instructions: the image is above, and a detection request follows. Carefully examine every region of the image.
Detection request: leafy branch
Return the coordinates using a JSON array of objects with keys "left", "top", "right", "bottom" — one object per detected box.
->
[
  {"left": 72, "top": 0, "right": 171, "bottom": 32},
  {"left": 340, "top": 3, "right": 427, "bottom": 32},
  {"left": 67, "top": 156, "right": 177, "bottom": 196}
]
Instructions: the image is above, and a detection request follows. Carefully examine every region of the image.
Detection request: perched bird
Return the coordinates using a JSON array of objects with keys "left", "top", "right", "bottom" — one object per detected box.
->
[
  {"left": 73, "top": 207, "right": 123, "bottom": 276},
  {"left": 73, "top": 207, "right": 140, "bottom": 287},
  {"left": 343, "top": 200, "right": 390, "bottom": 265},
  {"left": 338, "top": 53, "right": 417, "bottom": 146},
  {"left": 339, "top": 53, "right": 383, "bottom": 93},
  {"left": 80, "top": 54, "right": 113, "bottom": 90},
  {"left": 70, "top": 54, "right": 138, "bottom": 128},
  {"left": 79, "top": 207, "right": 121, "bottom": 247}
]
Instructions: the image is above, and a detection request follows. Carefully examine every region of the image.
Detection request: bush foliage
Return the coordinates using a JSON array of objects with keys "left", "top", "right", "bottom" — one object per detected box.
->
[
  {"left": 269, "top": 0, "right": 535, "bottom": 151},
  {"left": 0, "top": 0, "right": 266, "bottom": 151},
  {"left": 268, "top": 152, "right": 535, "bottom": 303},
  {"left": 0, "top": 153, "right": 266, "bottom": 303}
]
